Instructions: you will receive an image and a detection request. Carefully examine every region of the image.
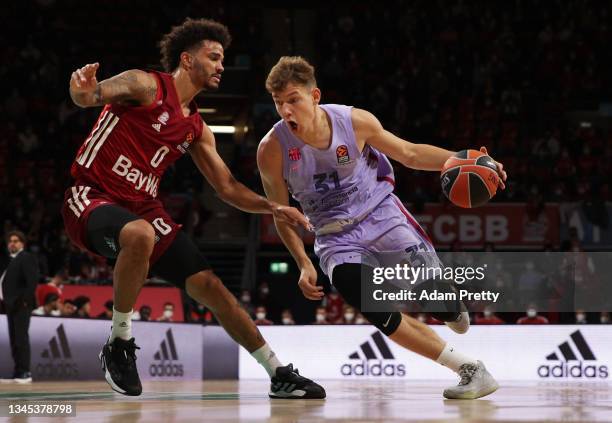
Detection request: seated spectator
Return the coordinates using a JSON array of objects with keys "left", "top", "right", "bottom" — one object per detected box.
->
[
  {"left": 157, "top": 302, "right": 175, "bottom": 322},
  {"left": 355, "top": 313, "right": 368, "bottom": 324},
  {"left": 313, "top": 306, "right": 330, "bottom": 325},
  {"left": 72, "top": 296, "right": 91, "bottom": 319},
  {"left": 96, "top": 300, "right": 113, "bottom": 320},
  {"left": 133, "top": 305, "right": 152, "bottom": 321},
  {"left": 339, "top": 305, "right": 357, "bottom": 324},
  {"left": 254, "top": 306, "right": 273, "bottom": 325},
  {"left": 281, "top": 309, "right": 295, "bottom": 325},
  {"left": 474, "top": 307, "right": 505, "bottom": 325},
  {"left": 574, "top": 309, "right": 587, "bottom": 324},
  {"left": 517, "top": 306, "right": 549, "bottom": 324},
  {"left": 60, "top": 299, "right": 77, "bottom": 317},
  {"left": 32, "top": 293, "right": 60, "bottom": 317},
  {"left": 239, "top": 289, "right": 255, "bottom": 317},
  {"left": 35, "top": 272, "right": 64, "bottom": 308},
  {"left": 600, "top": 311, "right": 610, "bottom": 324}
]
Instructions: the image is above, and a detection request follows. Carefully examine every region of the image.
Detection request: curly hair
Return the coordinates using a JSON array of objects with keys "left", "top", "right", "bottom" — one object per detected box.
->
[
  {"left": 159, "top": 18, "right": 231, "bottom": 72},
  {"left": 266, "top": 56, "right": 317, "bottom": 93}
]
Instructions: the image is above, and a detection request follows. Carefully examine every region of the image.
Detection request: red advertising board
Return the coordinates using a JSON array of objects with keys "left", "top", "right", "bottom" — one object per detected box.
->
[{"left": 260, "top": 203, "right": 559, "bottom": 247}]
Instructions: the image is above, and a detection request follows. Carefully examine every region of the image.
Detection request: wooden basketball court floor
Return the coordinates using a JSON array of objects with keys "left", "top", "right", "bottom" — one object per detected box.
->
[{"left": 1, "top": 380, "right": 611, "bottom": 422}]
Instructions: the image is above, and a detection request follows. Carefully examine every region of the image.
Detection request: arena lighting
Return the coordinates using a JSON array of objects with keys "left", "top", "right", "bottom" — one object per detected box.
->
[
  {"left": 197, "top": 108, "right": 217, "bottom": 113},
  {"left": 208, "top": 125, "right": 249, "bottom": 134}
]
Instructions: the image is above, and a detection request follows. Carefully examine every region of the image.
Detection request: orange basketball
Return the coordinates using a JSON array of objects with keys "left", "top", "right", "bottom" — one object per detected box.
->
[{"left": 440, "top": 149, "right": 499, "bottom": 208}]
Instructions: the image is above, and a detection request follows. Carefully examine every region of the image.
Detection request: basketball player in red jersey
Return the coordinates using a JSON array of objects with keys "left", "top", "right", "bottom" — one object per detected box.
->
[{"left": 63, "top": 18, "right": 324, "bottom": 399}]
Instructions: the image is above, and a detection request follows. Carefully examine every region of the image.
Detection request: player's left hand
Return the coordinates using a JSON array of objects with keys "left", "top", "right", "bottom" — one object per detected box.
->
[
  {"left": 272, "top": 205, "right": 314, "bottom": 232},
  {"left": 480, "top": 146, "right": 507, "bottom": 190}
]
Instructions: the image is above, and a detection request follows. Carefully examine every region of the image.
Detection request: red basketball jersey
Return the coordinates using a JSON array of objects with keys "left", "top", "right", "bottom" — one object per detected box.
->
[{"left": 70, "top": 71, "right": 203, "bottom": 201}]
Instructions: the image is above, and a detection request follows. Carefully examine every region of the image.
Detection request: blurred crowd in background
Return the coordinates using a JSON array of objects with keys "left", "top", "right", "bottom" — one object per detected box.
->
[{"left": 1, "top": 0, "right": 611, "bottom": 325}]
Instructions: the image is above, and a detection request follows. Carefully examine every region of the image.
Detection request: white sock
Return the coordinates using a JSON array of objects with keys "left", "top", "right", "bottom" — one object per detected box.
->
[
  {"left": 436, "top": 343, "right": 477, "bottom": 373},
  {"left": 251, "top": 343, "right": 283, "bottom": 378},
  {"left": 110, "top": 308, "right": 133, "bottom": 341}
]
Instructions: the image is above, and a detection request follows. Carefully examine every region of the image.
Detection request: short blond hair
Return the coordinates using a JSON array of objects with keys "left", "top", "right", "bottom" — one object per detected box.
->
[{"left": 266, "top": 56, "right": 317, "bottom": 93}]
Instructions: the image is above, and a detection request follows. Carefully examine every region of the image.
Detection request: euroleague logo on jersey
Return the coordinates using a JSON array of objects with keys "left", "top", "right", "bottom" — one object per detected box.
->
[
  {"left": 177, "top": 132, "right": 195, "bottom": 154},
  {"left": 336, "top": 145, "right": 350, "bottom": 164}
]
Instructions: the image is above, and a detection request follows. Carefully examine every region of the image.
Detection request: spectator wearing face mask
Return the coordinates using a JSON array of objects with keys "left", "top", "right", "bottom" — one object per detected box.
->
[
  {"left": 339, "top": 305, "right": 356, "bottom": 324},
  {"left": 281, "top": 309, "right": 295, "bottom": 325},
  {"left": 474, "top": 307, "right": 505, "bottom": 324},
  {"left": 415, "top": 312, "right": 443, "bottom": 325},
  {"left": 313, "top": 306, "right": 329, "bottom": 324},
  {"left": 324, "top": 289, "right": 344, "bottom": 323},
  {"left": 133, "top": 305, "right": 152, "bottom": 322},
  {"left": 354, "top": 312, "right": 367, "bottom": 324},
  {"left": 574, "top": 309, "right": 588, "bottom": 324},
  {"left": 72, "top": 296, "right": 91, "bottom": 319},
  {"left": 157, "top": 302, "right": 175, "bottom": 322},
  {"left": 253, "top": 306, "right": 273, "bottom": 325},
  {"left": 239, "top": 290, "right": 255, "bottom": 317},
  {"left": 32, "top": 293, "right": 61, "bottom": 317},
  {"left": 517, "top": 306, "right": 549, "bottom": 324},
  {"left": 599, "top": 312, "right": 610, "bottom": 324}
]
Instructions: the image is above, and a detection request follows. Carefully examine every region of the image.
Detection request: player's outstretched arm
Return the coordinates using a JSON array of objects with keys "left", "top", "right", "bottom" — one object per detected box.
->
[
  {"left": 69, "top": 63, "right": 158, "bottom": 108},
  {"left": 352, "top": 108, "right": 507, "bottom": 187},
  {"left": 257, "top": 131, "right": 323, "bottom": 300},
  {"left": 190, "top": 125, "right": 313, "bottom": 231}
]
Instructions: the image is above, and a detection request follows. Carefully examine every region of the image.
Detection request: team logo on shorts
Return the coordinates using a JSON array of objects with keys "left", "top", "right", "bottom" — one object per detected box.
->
[
  {"left": 288, "top": 148, "right": 301, "bottom": 161},
  {"left": 336, "top": 145, "right": 350, "bottom": 164}
]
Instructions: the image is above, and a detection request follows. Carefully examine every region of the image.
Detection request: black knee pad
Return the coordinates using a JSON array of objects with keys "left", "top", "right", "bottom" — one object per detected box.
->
[
  {"left": 361, "top": 311, "right": 402, "bottom": 335},
  {"left": 413, "top": 278, "right": 462, "bottom": 322}
]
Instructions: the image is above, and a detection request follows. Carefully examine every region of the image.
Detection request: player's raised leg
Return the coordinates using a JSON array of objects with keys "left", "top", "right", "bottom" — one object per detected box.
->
[{"left": 333, "top": 263, "right": 498, "bottom": 399}]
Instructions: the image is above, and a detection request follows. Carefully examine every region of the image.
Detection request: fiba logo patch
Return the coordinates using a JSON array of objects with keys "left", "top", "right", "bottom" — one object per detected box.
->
[
  {"left": 149, "top": 329, "right": 184, "bottom": 377},
  {"left": 341, "top": 332, "right": 406, "bottom": 377},
  {"left": 36, "top": 324, "right": 79, "bottom": 379},
  {"left": 336, "top": 145, "right": 350, "bottom": 164},
  {"left": 538, "top": 330, "right": 608, "bottom": 379}
]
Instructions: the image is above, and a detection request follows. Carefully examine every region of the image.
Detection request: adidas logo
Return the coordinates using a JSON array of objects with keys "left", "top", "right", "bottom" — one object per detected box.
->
[
  {"left": 37, "top": 324, "right": 79, "bottom": 378},
  {"left": 538, "top": 330, "right": 608, "bottom": 379},
  {"left": 341, "top": 332, "right": 406, "bottom": 377},
  {"left": 149, "top": 329, "right": 183, "bottom": 377},
  {"left": 152, "top": 123, "right": 161, "bottom": 132}
]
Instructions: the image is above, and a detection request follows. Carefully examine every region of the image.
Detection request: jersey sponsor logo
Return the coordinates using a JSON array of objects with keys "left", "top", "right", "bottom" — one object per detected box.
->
[
  {"left": 537, "top": 330, "right": 608, "bottom": 379},
  {"left": 177, "top": 132, "right": 195, "bottom": 153},
  {"left": 157, "top": 111, "right": 169, "bottom": 125},
  {"left": 77, "top": 111, "right": 120, "bottom": 168},
  {"left": 152, "top": 123, "right": 162, "bottom": 132},
  {"left": 111, "top": 154, "right": 159, "bottom": 198},
  {"left": 36, "top": 324, "right": 79, "bottom": 379},
  {"left": 288, "top": 147, "right": 301, "bottom": 161},
  {"left": 149, "top": 329, "right": 184, "bottom": 377},
  {"left": 341, "top": 331, "right": 406, "bottom": 377},
  {"left": 336, "top": 145, "right": 350, "bottom": 164}
]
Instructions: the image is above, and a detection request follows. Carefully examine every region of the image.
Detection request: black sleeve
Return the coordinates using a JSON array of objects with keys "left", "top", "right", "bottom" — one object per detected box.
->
[{"left": 21, "top": 252, "right": 39, "bottom": 296}]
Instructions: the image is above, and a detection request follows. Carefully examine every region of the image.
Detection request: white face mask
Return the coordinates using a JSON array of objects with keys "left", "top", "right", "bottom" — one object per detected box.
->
[
  {"left": 527, "top": 309, "right": 537, "bottom": 318},
  {"left": 256, "top": 312, "right": 266, "bottom": 320},
  {"left": 483, "top": 310, "right": 493, "bottom": 318},
  {"left": 316, "top": 314, "right": 326, "bottom": 322},
  {"left": 601, "top": 316, "right": 609, "bottom": 324},
  {"left": 282, "top": 317, "right": 292, "bottom": 325},
  {"left": 576, "top": 313, "right": 586, "bottom": 322},
  {"left": 344, "top": 313, "right": 355, "bottom": 321},
  {"left": 355, "top": 317, "right": 366, "bottom": 324},
  {"left": 241, "top": 295, "right": 250, "bottom": 303},
  {"left": 163, "top": 309, "right": 173, "bottom": 318}
]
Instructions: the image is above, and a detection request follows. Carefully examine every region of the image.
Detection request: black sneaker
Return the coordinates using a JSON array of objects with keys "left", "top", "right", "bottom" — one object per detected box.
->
[
  {"left": 99, "top": 337, "right": 142, "bottom": 396},
  {"left": 269, "top": 364, "right": 326, "bottom": 399}
]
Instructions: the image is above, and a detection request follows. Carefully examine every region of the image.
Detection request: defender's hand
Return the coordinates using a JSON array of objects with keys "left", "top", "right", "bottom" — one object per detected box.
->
[
  {"left": 480, "top": 146, "right": 507, "bottom": 189},
  {"left": 272, "top": 205, "right": 314, "bottom": 232},
  {"left": 70, "top": 63, "right": 99, "bottom": 93},
  {"left": 298, "top": 263, "right": 324, "bottom": 300}
]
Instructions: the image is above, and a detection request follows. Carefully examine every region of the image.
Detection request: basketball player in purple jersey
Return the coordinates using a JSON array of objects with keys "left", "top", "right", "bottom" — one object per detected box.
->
[{"left": 258, "top": 57, "right": 507, "bottom": 399}]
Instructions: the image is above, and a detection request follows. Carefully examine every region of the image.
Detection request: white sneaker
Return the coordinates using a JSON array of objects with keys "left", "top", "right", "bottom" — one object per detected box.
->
[
  {"left": 445, "top": 311, "right": 470, "bottom": 334},
  {"left": 443, "top": 361, "right": 499, "bottom": 399}
]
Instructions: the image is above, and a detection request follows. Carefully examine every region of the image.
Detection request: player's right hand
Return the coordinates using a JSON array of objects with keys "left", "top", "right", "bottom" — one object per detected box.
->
[
  {"left": 298, "top": 263, "right": 324, "bottom": 300},
  {"left": 70, "top": 62, "right": 99, "bottom": 93}
]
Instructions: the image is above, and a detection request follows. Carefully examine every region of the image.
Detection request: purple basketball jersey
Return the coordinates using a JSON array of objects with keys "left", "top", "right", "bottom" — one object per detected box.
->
[{"left": 273, "top": 104, "right": 394, "bottom": 230}]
